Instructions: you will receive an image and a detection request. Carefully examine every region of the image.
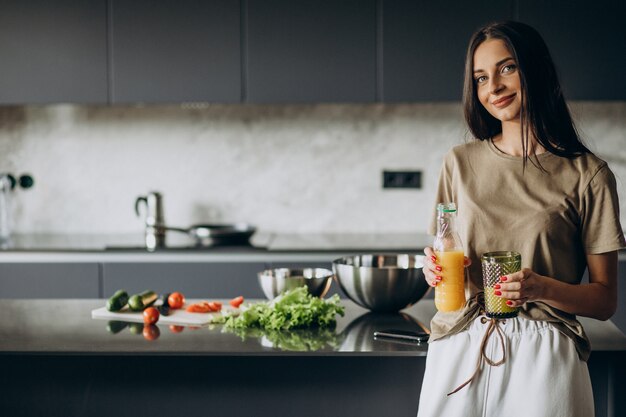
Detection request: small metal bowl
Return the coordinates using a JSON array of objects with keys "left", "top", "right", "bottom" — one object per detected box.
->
[
  {"left": 333, "top": 254, "right": 428, "bottom": 312},
  {"left": 258, "top": 268, "right": 333, "bottom": 300}
]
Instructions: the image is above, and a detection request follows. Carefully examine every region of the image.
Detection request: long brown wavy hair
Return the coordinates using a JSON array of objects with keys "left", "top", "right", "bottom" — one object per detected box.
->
[{"left": 463, "top": 21, "right": 590, "bottom": 164}]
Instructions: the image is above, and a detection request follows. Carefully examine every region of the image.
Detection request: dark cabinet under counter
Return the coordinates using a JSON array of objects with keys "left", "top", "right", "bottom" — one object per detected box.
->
[
  {"left": 0, "top": 263, "right": 99, "bottom": 299},
  {"left": 0, "top": 299, "right": 624, "bottom": 417}
]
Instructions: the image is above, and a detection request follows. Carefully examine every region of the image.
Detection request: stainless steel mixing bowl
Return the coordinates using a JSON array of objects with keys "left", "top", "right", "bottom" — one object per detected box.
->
[
  {"left": 258, "top": 268, "right": 333, "bottom": 299},
  {"left": 332, "top": 254, "right": 428, "bottom": 312}
]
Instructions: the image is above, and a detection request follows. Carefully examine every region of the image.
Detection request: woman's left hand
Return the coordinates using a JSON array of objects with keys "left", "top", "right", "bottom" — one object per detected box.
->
[{"left": 496, "top": 268, "right": 547, "bottom": 307}]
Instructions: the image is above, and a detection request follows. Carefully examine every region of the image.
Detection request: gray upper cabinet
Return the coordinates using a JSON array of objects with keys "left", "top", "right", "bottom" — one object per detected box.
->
[
  {"left": 518, "top": 0, "right": 626, "bottom": 100},
  {"left": 0, "top": 0, "right": 107, "bottom": 104},
  {"left": 246, "top": 0, "right": 376, "bottom": 103},
  {"left": 382, "top": 0, "right": 512, "bottom": 102},
  {"left": 0, "top": 1, "right": 623, "bottom": 104},
  {"left": 110, "top": 0, "right": 241, "bottom": 103}
]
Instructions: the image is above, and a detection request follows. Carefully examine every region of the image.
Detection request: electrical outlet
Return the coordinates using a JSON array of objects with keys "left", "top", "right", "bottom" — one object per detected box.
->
[{"left": 383, "top": 170, "right": 422, "bottom": 189}]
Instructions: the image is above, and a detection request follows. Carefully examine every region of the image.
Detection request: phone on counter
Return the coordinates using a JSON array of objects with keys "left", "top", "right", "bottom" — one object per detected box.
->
[{"left": 373, "top": 329, "right": 430, "bottom": 343}]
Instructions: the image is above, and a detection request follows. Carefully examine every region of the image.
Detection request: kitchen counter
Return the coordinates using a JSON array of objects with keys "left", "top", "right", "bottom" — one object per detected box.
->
[
  {"left": 0, "top": 232, "right": 431, "bottom": 263},
  {"left": 0, "top": 233, "right": 624, "bottom": 264},
  {"left": 0, "top": 298, "right": 429, "bottom": 356},
  {"left": 1, "top": 299, "right": 625, "bottom": 355},
  {"left": 0, "top": 231, "right": 431, "bottom": 252},
  {"left": 1, "top": 299, "right": 625, "bottom": 417}
]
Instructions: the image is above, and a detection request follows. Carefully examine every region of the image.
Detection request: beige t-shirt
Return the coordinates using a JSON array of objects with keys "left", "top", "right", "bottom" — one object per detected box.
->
[{"left": 428, "top": 139, "right": 626, "bottom": 361}]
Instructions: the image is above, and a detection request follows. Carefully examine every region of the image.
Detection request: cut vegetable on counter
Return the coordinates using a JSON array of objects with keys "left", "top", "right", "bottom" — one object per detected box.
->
[
  {"left": 220, "top": 287, "right": 344, "bottom": 331},
  {"left": 128, "top": 290, "right": 157, "bottom": 311},
  {"left": 93, "top": 289, "right": 240, "bottom": 326}
]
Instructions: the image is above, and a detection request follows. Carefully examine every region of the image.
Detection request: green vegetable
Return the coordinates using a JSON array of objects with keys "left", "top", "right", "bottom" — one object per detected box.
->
[
  {"left": 128, "top": 290, "right": 157, "bottom": 311},
  {"left": 106, "top": 320, "right": 128, "bottom": 334},
  {"left": 156, "top": 305, "right": 171, "bottom": 316},
  {"left": 225, "top": 327, "right": 341, "bottom": 351},
  {"left": 106, "top": 289, "right": 129, "bottom": 312},
  {"left": 128, "top": 322, "right": 144, "bottom": 335},
  {"left": 223, "top": 286, "right": 344, "bottom": 331},
  {"left": 159, "top": 293, "right": 172, "bottom": 307}
]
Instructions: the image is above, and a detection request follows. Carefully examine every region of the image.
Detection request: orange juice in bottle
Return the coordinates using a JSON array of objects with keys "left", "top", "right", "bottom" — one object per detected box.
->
[{"left": 433, "top": 203, "right": 466, "bottom": 312}]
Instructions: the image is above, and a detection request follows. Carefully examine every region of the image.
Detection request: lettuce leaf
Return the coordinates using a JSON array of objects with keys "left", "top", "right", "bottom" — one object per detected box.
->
[
  {"left": 223, "top": 286, "right": 344, "bottom": 331},
  {"left": 225, "top": 327, "right": 341, "bottom": 351}
]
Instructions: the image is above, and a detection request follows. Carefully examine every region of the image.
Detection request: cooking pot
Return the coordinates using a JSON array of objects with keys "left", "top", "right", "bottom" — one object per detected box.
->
[{"left": 165, "top": 223, "right": 256, "bottom": 246}]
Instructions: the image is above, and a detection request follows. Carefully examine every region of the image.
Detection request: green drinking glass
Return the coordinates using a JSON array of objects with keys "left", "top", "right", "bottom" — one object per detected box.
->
[{"left": 481, "top": 251, "right": 522, "bottom": 319}]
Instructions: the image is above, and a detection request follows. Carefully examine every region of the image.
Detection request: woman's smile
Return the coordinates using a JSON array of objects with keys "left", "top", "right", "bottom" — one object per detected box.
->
[{"left": 492, "top": 93, "right": 516, "bottom": 108}]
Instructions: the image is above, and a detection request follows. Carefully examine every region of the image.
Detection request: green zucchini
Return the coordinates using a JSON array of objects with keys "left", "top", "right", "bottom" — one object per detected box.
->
[
  {"left": 128, "top": 290, "right": 158, "bottom": 311},
  {"left": 106, "top": 289, "right": 129, "bottom": 312},
  {"left": 106, "top": 320, "right": 128, "bottom": 334}
]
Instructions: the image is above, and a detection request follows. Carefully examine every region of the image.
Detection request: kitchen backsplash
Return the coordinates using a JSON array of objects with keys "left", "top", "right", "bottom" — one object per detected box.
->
[{"left": 0, "top": 102, "right": 624, "bottom": 234}]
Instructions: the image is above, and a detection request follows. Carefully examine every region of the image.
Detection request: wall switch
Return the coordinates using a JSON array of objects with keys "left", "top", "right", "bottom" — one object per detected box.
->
[{"left": 383, "top": 170, "right": 422, "bottom": 189}]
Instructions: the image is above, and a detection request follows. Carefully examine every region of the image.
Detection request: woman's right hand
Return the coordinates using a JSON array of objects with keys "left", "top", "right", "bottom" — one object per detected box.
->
[
  {"left": 423, "top": 246, "right": 442, "bottom": 287},
  {"left": 423, "top": 246, "right": 472, "bottom": 287}
]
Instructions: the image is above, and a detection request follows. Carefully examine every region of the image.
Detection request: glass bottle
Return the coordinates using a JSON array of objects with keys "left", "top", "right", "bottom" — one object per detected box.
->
[{"left": 433, "top": 203, "right": 466, "bottom": 312}]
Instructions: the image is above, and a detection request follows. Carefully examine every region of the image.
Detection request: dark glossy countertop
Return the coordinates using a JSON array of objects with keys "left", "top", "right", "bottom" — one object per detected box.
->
[{"left": 1, "top": 299, "right": 625, "bottom": 356}]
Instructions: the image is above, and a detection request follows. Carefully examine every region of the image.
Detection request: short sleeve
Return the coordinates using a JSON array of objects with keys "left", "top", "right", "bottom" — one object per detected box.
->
[
  {"left": 580, "top": 164, "right": 626, "bottom": 254},
  {"left": 428, "top": 152, "right": 456, "bottom": 235}
]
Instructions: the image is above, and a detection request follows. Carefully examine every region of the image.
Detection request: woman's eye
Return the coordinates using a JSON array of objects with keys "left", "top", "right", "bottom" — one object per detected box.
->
[
  {"left": 502, "top": 64, "right": 517, "bottom": 73},
  {"left": 475, "top": 75, "right": 487, "bottom": 84}
]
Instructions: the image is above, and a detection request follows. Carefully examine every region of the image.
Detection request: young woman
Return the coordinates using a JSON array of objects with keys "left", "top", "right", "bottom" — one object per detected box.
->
[{"left": 417, "top": 21, "right": 625, "bottom": 417}]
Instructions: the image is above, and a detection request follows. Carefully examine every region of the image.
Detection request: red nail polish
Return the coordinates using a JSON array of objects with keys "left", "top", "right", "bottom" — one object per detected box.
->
[
  {"left": 436, "top": 266, "right": 442, "bottom": 272},
  {"left": 500, "top": 276, "right": 508, "bottom": 282},
  {"left": 494, "top": 290, "right": 502, "bottom": 296},
  {"left": 430, "top": 255, "right": 436, "bottom": 262},
  {"left": 436, "top": 276, "right": 442, "bottom": 281},
  {"left": 506, "top": 300, "right": 513, "bottom": 306},
  {"left": 494, "top": 284, "right": 501, "bottom": 289}
]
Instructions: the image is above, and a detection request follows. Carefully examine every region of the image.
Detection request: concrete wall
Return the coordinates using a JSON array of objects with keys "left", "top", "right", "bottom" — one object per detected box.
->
[{"left": 0, "top": 102, "right": 624, "bottom": 234}]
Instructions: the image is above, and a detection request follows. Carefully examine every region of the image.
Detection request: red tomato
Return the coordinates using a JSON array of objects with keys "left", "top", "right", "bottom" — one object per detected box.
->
[
  {"left": 169, "top": 325, "right": 184, "bottom": 333},
  {"left": 143, "top": 324, "right": 160, "bottom": 341},
  {"left": 143, "top": 307, "right": 160, "bottom": 324},
  {"left": 208, "top": 301, "right": 222, "bottom": 312},
  {"left": 186, "top": 302, "right": 211, "bottom": 313},
  {"left": 229, "top": 296, "right": 244, "bottom": 308},
  {"left": 168, "top": 292, "right": 186, "bottom": 309}
]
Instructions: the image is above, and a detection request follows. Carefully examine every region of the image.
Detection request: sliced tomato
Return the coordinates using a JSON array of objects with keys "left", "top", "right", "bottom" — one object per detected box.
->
[
  {"left": 229, "top": 296, "right": 244, "bottom": 308},
  {"left": 208, "top": 301, "right": 222, "bottom": 312},
  {"left": 169, "top": 325, "right": 184, "bottom": 333},
  {"left": 186, "top": 301, "right": 212, "bottom": 313}
]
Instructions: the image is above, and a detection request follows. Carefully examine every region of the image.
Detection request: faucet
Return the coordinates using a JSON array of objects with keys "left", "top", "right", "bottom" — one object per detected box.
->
[
  {"left": 135, "top": 191, "right": 166, "bottom": 250},
  {"left": 0, "top": 173, "right": 35, "bottom": 248},
  {"left": 0, "top": 175, "right": 13, "bottom": 247}
]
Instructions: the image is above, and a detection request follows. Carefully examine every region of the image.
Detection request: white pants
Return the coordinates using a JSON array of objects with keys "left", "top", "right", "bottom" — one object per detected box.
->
[{"left": 417, "top": 316, "right": 594, "bottom": 417}]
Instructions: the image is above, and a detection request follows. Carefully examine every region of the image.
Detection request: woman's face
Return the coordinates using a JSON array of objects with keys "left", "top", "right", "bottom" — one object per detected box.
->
[{"left": 472, "top": 38, "right": 522, "bottom": 123}]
